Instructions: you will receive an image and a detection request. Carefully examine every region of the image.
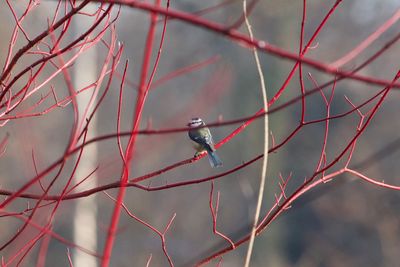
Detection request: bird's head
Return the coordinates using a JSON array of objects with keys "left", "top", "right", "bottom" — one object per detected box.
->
[{"left": 187, "top": 117, "right": 205, "bottom": 127}]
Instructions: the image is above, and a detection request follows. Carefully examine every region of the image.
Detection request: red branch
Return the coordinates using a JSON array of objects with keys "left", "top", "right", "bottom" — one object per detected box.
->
[
  {"left": 98, "top": 0, "right": 400, "bottom": 89},
  {"left": 196, "top": 70, "right": 400, "bottom": 265}
]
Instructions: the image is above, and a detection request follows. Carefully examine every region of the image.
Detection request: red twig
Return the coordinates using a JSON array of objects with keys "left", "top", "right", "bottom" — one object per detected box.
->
[
  {"left": 331, "top": 9, "right": 400, "bottom": 68},
  {"left": 104, "top": 192, "right": 176, "bottom": 266},
  {"left": 0, "top": 0, "right": 92, "bottom": 98},
  {"left": 209, "top": 182, "right": 235, "bottom": 248}
]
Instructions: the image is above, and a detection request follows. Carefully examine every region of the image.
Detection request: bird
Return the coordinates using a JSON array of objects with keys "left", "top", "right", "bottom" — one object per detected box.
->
[{"left": 187, "top": 117, "right": 222, "bottom": 168}]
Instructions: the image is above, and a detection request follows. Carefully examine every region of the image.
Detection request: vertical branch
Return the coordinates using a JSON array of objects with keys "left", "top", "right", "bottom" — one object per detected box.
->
[
  {"left": 299, "top": 0, "right": 307, "bottom": 123},
  {"left": 36, "top": 232, "right": 51, "bottom": 267},
  {"left": 268, "top": 0, "right": 343, "bottom": 106},
  {"left": 242, "top": 0, "right": 269, "bottom": 266},
  {"left": 101, "top": 0, "right": 165, "bottom": 265}
]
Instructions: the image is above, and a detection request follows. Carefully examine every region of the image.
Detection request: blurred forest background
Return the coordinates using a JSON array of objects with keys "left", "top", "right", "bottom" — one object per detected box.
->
[{"left": 0, "top": 0, "right": 399, "bottom": 266}]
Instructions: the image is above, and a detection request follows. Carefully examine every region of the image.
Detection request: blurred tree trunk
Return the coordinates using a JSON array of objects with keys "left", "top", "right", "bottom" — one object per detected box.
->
[{"left": 72, "top": 5, "right": 99, "bottom": 267}]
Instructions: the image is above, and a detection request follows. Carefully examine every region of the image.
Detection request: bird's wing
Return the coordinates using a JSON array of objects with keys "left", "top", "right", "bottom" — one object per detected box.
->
[
  {"left": 203, "top": 129, "right": 216, "bottom": 151},
  {"left": 188, "top": 131, "right": 201, "bottom": 142},
  {"left": 204, "top": 133, "right": 212, "bottom": 144}
]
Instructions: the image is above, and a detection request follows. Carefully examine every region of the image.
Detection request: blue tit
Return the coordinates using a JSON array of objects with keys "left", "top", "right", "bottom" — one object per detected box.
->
[{"left": 187, "top": 117, "right": 222, "bottom": 168}]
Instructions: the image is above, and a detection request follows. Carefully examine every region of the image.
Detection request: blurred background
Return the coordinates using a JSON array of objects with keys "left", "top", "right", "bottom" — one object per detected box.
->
[{"left": 0, "top": 0, "right": 399, "bottom": 266}]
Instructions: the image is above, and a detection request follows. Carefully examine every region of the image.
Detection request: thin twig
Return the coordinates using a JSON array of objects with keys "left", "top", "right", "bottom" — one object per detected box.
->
[{"left": 242, "top": 0, "right": 269, "bottom": 265}]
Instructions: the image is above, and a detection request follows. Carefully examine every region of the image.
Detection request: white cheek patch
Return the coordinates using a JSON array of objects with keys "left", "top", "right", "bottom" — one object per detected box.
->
[{"left": 190, "top": 122, "right": 202, "bottom": 127}]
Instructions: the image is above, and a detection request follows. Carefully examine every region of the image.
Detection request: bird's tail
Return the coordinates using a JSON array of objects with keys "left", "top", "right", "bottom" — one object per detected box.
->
[{"left": 207, "top": 150, "right": 223, "bottom": 168}]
